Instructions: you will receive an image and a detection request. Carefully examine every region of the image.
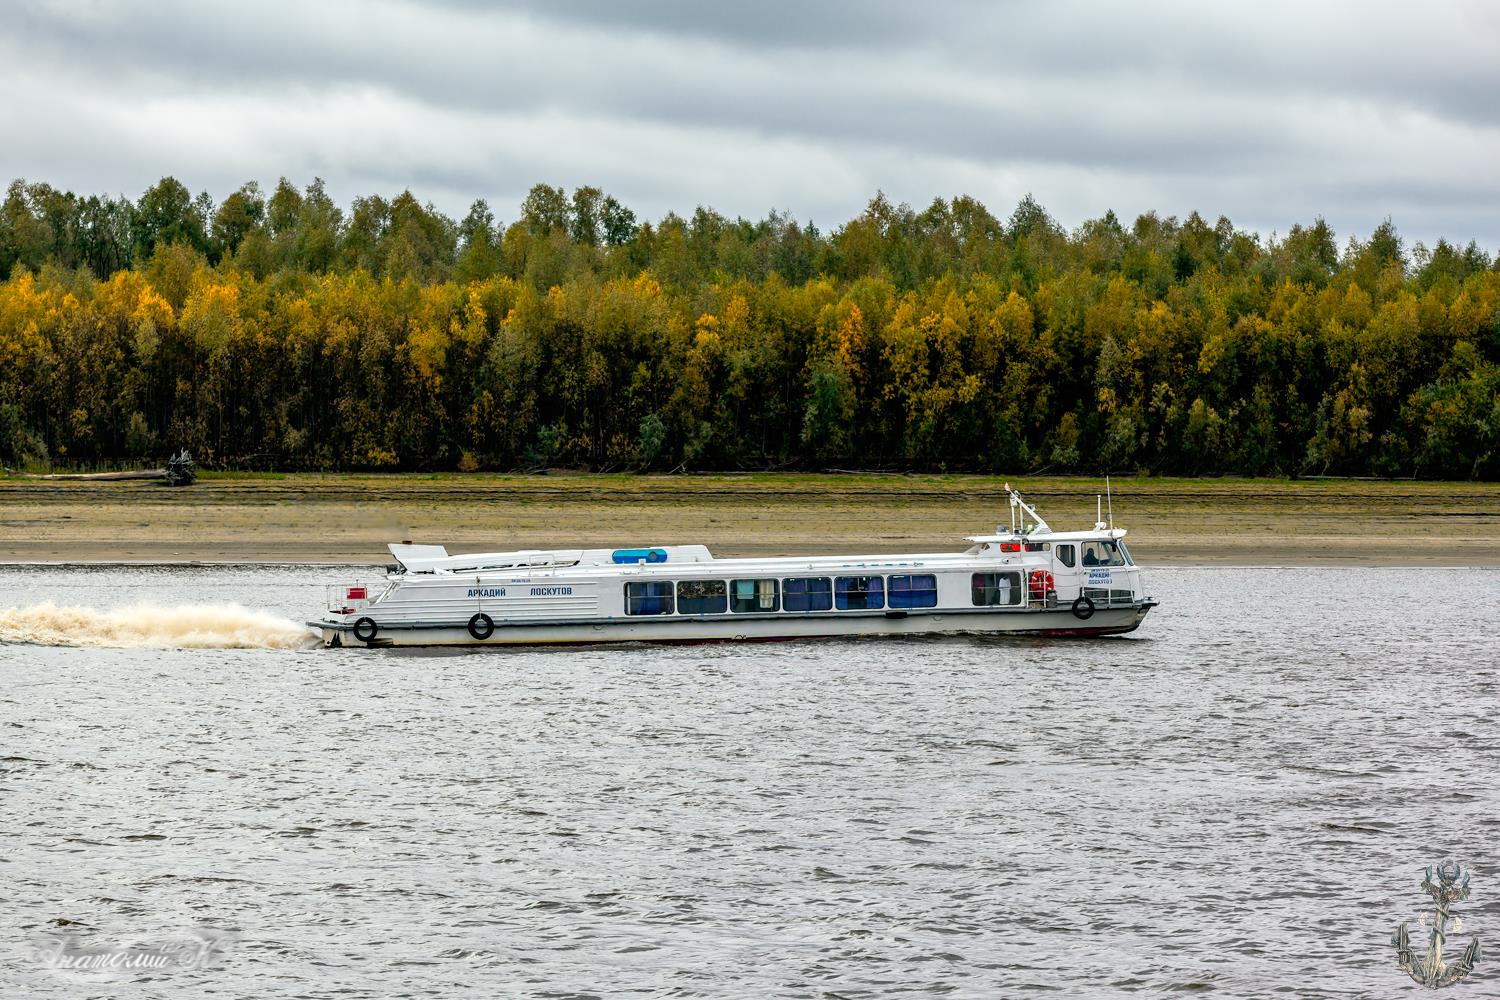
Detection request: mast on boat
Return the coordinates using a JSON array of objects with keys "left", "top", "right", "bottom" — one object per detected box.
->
[{"left": 1003, "top": 482, "right": 1050, "bottom": 535}]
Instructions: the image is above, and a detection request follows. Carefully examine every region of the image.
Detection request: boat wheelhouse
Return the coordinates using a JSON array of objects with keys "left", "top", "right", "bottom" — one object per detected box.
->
[{"left": 313, "top": 486, "right": 1157, "bottom": 647}]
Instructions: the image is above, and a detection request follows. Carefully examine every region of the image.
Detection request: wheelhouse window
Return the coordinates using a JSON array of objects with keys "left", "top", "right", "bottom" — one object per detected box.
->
[
  {"left": 1081, "top": 540, "right": 1128, "bottom": 567},
  {"left": 888, "top": 574, "right": 938, "bottom": 609},
  {"left": 782, "top": 577, "right": 833, "bottom": 612},
  {"left": 677, "top": 580, "right": 727, "bottom": 615},
  {"left": 1055, "top": 544, "right": 1076, "bottom": 568},
  {"left": 624, "top": 581, "right": 674, "bottom": 615},
  {"left": 972, "top": 571, "right": 1022, "bottom": 606},
  {"left": 730, "top": 579, "right": 779, "bottom": 613},
  {"left": 835, "top": 576, "right": 884, "bottom": 610}
]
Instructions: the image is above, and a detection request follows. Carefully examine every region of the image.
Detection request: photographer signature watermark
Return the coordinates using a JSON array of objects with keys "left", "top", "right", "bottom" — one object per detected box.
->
[
  {"left": 1393, "top": 862, "right": 1481, "bottom": 987},
  {"left": 32, "top": 930, "right": 234, "bottom": 975}
]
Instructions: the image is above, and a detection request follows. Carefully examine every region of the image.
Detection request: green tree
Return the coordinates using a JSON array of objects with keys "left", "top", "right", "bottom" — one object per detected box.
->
[
  {"left": 133, "top": 176, "right": 208, "bottom": 258},
  {"left": 520, "top": 184, "right": 569, "bottom": 236},
  {"left": 569, "top": 186, "right": 603, "bottom": 246},
  {"left": 601, "top": 195, "right": 637, "bottom": 247},
  {"left": 455, "top": 199, "right": 502, "bottom": 282},
  {"left": 212, "top": 182, "right": 265, "bottom": 260}
]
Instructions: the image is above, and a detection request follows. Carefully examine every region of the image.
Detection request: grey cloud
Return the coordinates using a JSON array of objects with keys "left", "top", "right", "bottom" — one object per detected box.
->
[
  {"left": 0, "top": 5, "right": 1390, "bottom": 173},
  {"left": 4, "top": 0, "right": 1499, "bottom": 247},
  {"left": 412, "top": 0, "right": 974, "bottom": 49},
  {"left": 416, "top": 0, "right": 1500, "bottom": 129}
]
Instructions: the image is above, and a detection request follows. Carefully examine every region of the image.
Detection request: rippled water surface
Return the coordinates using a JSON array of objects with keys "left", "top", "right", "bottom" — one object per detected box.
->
[{"left": 2, "top": 565, "right": 1497, "bottom": 998}]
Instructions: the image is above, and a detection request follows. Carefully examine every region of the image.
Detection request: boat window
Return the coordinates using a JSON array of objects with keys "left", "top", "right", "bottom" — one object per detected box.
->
[
  {"left": 888, "top": 574, "right": 938, "bottom": 609},
  {"left": 1117, "top": 541, "right": 1135, "bottom": 566},
  {"left": 834, "top": 576, "right": 884, "bottom": 610},
  {"left": 782, "top": 577, "right": 833, "bottom": 612},
  {"left": 730, "top": 579, "right": 779, "bottom": 613},
  {"left": 1024, "top": 541, "right": 1049, "bottom": 552},
  {"left": 676, "top": 580, "right": 727, "bottom": 615},
  {"left": 1080, "top": 540, "right": 1128, "bottom": 567},
  {"left": 1055, "top": 544, "right": 1076, "bottom": 568},
  {"left": 971, "top": 571, "right": 1022, "bottom": 606},
  {"left": 624, "top": 581, "right": 675, "bottom": 615}
]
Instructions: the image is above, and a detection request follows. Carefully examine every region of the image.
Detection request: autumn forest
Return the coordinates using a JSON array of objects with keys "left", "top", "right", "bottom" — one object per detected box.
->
[{"left": 2, "top": 177, "right": 1497, "bottom": 478}]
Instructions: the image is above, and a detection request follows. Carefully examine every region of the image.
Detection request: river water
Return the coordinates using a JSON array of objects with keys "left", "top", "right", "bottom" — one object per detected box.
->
[{"left": 1, "top": 565, "right": 1496, "bottom": 998}]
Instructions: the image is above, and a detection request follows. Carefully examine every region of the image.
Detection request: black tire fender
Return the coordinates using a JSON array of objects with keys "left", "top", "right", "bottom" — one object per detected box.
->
[
  {"left": 353, "top": 616, "right": 378, "bottom": 642},
  {"left": 467, "top": 613, "right": 495, "bottom": 641},
  {"left": 1071, "top": 595, "right": 1095, "bottom": 621}
]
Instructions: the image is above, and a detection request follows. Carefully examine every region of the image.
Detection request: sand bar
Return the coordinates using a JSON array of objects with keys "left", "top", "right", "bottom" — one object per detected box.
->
[{"left": 2, "top": 473, "right": 1497, "bottom": 567}]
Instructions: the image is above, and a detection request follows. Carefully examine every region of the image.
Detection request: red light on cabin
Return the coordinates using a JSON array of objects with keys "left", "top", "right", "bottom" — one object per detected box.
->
[
  {"left": 999, "top": 542, "right": 1021, "bottom": 552},
  {"left": 347, "top": 586, "right": 367, "bottom": 600}
]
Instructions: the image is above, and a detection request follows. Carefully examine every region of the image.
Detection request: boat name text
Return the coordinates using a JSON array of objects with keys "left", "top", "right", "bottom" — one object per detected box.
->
[{"left": 465, "top": 586, "right": 575, "bottom": 597}]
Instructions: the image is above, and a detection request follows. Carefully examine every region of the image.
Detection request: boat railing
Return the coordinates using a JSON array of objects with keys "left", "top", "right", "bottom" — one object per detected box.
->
[
  {"left": 1080, "top": 586, "right": 1140, "bottom": 608},
  {"left": 327, "top": 582, "right": 378, "bottom": 614},
  {"left": 1023, "top": 585, "right": 1138, "bottom": 610}
]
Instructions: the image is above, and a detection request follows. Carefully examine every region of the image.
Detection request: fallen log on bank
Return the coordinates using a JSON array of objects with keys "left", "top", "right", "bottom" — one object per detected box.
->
[
  {"left": 12, "top": 450, "right": 195, "bottom": 486},
  {"left": 28, "top": 469, "right": 170, "bottom": 481}
]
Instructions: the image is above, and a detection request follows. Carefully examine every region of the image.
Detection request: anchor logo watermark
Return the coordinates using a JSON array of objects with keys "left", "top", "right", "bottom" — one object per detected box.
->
[{"left": 1392, "top": 861, "right": 1481, "bottom": 987}]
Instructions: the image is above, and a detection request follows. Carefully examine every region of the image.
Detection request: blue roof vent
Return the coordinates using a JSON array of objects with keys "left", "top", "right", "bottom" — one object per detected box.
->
[{"left": 612, "top": 547, "right": 668, "bottom": 564}]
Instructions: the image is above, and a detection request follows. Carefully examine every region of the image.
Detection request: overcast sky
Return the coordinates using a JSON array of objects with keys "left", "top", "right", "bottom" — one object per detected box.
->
[{"left": 5, "top": 0, "right": 1499, "bottom": 248}]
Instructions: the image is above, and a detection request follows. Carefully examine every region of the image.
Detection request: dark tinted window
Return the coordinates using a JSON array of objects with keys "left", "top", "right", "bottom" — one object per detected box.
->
[
  {"left": 972, "top": 571, "right": 1022, "bottom": 606},
  {"left": 624, "top": 581, "right": 674, "bottom": 615},
  {"left": 783, "top": 577, "right": 833, "bottom": 612},
  {"left": 834, "top": 576, "right": 884, "bottom": 610},
  {"left": 676, "top": 580, "right": 727, "bottom": 615},
  {"left": 730, "top": 579, "right": 779, "bottom": 613},
  {"left": 1081, "top": 540, "right": 1127, "bottom": 567},
  {"left": 888, "top": 574, "right": 938, "bottom": 609},
  {"left": 1055, "top": 544, "right": 1075, "bottom": 568}
]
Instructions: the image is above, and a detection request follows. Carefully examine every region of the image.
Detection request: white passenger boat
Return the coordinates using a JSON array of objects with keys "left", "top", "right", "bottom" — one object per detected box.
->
[{"left": 313, "top": 486, "right": 1157, "bottom": 647}]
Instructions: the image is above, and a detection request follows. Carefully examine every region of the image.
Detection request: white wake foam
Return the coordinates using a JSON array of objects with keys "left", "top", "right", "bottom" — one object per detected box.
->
[{"left": 0, "top": 602, "right": 321, "bottom": 649}]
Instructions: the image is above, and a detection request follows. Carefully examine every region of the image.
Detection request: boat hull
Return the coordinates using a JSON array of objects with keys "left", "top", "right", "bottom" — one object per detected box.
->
[{"left": 315, "top": 603, "right": 1155, "bottom": 648}]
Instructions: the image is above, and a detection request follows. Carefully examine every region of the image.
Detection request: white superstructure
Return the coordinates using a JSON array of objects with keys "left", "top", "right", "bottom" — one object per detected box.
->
[{"left": 313, "top": 485, "right": 1157, "bottom": 647}]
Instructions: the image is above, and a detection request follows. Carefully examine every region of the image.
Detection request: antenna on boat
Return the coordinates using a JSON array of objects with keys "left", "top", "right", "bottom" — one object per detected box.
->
[{"left": 1106, "top": 475, "right": 1114, "bottom": 531}]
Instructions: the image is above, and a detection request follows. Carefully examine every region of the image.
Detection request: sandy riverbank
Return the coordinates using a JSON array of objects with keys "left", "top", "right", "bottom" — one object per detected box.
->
[{"left": 2, "top": 473, "right": 1497, "bottom": 566}]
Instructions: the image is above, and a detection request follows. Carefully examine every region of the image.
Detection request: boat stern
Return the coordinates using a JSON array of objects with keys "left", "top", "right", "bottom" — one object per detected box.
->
[{"left": 313, "top": 581, "right": 383, "bottom": 646}]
